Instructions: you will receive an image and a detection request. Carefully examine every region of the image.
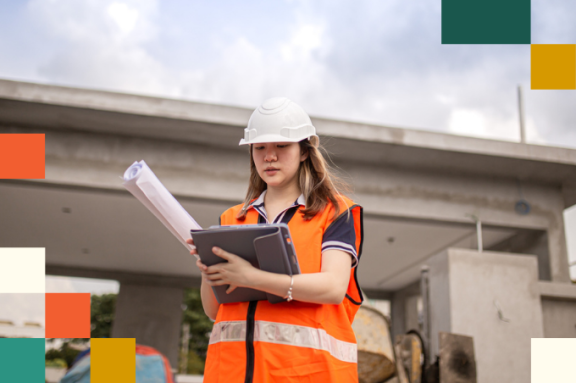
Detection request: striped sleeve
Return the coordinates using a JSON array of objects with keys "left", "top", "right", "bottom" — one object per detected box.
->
[{"left": 322, "top": 211, "right": 358, "bottom": 268}]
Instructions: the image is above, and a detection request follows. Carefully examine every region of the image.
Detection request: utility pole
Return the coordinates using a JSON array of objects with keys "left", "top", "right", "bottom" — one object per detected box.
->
[{"left": 518, "top": 85, "right": 526, "bottom": 144}]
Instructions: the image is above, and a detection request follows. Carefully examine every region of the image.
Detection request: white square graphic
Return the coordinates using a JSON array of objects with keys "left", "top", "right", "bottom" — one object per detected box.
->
[
  {"left": 0, "top": 248, "right": 45, "bottom": 293},
  {"left": 532, "top": 338, "right": 576, "bottom": 383}
]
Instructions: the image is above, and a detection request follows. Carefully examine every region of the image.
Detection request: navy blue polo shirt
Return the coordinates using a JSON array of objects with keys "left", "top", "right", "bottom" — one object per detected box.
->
[{"left": 249, "top": 190, "right": 358, "bottom": 267}]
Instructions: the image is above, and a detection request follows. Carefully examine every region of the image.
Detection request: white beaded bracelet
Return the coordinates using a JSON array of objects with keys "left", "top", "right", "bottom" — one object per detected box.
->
[{"left": 285, "top": 275, "right": 294, "bottom": 302}]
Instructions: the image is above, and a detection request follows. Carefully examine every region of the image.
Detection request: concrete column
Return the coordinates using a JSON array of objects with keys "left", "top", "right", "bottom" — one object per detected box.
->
[
  {"left": 390, "top": 281, "right": 420, "bottom": 339},
  {"left": 111, "top": 284, "right": 185, "bottom": 368},
  {"left": 427, "top": 248, "right": 544, "bottom": 383}
]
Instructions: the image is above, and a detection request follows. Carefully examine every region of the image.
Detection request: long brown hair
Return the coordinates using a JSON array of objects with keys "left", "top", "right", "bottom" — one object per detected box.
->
[{"left": 236, "top": 136, "right": 351, "bottom": 220}]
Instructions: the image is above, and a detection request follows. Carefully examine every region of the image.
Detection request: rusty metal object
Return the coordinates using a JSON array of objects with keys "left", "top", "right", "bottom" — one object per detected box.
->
[
  {"left": 394, "top": 342, "right": 411, "bottom": 383},
  {"left": 352, "top": 305, "right": 396, "bottom": 383},
  {"left": 439, "top": 332, "right": 477, "bottom": 383}
]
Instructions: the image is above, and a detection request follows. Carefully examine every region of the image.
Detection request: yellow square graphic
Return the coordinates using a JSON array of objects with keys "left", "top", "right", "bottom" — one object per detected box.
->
[{"left": 531, "top": 44, "right": 576, "bottom": 90}]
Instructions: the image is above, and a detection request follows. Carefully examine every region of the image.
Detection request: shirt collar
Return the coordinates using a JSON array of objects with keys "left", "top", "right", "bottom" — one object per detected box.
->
[{"left": 249, "top": 190, "right": 306, "bottom": 209}]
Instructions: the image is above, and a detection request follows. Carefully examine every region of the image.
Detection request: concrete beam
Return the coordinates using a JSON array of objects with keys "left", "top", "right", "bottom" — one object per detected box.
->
[
  {"left": 562, "top": 182, "right": 576, "bottom": 209},
  {"left": 538, "top": 281, "right": 576, "bottom": 301},
  {"left": 0, "top": 79, "right": 252, "bottom": 129},
  {"left": 1, "top": 78, "right": 576, "bottom": 184}
]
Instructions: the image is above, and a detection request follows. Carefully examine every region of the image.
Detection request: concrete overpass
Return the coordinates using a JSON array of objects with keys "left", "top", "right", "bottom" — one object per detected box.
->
[{"left": 0, "top": 79, "right": 575, "bottom": 371}]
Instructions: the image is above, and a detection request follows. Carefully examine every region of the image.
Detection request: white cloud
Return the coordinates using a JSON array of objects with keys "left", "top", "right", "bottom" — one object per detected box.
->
[
  {"left": 27, "top": 0, "right": 169, "bottom": 96},
  {"left": 280, "top": 24, "right": 325, "bottom": 61},
  {"left": 107, "top": 3, "right": 140, "bottom": 34},
  {"left": 4, "top": 0, "right": 573, "bottom": 148},
  {"left": 448, "top": 109, "right": 487, "bottom": 138}
]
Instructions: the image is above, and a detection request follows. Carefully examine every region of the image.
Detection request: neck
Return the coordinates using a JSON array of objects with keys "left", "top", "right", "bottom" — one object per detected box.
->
[{"left": 265, "top": 180, "right": 301, "bottom": 205}]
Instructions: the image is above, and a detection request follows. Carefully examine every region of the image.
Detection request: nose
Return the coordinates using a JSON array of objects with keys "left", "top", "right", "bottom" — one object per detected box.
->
[{"left": 264, "top": 146, "right": 277, "bottom": 163}]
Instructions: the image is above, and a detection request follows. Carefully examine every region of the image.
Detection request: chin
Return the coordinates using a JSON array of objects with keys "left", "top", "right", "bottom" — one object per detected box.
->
[{"left": 264, "top": 180, "right": 283, "bottom": 187}]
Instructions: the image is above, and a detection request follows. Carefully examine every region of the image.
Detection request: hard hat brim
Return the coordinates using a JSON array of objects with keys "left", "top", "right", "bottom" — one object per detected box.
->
[{"left": 239, "top": 134, "right": 316, "bottom": 146}]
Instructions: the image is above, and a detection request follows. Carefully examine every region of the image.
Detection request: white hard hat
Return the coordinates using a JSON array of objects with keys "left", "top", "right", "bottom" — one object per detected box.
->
[{"left": 239, "top": 97, "right": 317, "bottom": 145}]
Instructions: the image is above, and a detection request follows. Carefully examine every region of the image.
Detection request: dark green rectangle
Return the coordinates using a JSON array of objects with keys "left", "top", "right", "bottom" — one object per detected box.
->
[
  {"left": 0, "top": 338, "right": 45, "bottom": 382},
  {"left": 442, "top": 0, "right": 531, "bottom": 44}
]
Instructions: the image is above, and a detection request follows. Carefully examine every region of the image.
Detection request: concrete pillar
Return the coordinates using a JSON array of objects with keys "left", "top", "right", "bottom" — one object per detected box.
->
[
  {"left": 427, "top": 248, "right": 544, "bottom": 383},
  {"left": 111, "top": 284, "right": 185, "bottom": 368},
  {"left": 390, "top": 281, "right": 420, "bottom": 339}
]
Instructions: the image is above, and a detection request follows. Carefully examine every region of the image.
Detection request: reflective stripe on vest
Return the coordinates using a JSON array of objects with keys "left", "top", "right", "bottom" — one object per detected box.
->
[{"left": 209, "top": 320, "right": 358, "bottom": 364}]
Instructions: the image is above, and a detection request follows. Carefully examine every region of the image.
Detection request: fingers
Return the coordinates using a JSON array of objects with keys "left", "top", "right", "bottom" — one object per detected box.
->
[
  {"left": 204, "top": 274, "right": 230, "bottom": 287},
  {"left": 212, "top": 246, "right": 234, "bottom": 260},
  {"left": 204, "top": 272, "right": 222, "bottom": 281},
  {"left": 186, "top": 238, "right": 198, "bottom": 256},
  {"left": 226, "top": 285, "right": 237, "bottom": 294},
  {"left": 196, "top": 258, "right": 207, "bottom": 271}
]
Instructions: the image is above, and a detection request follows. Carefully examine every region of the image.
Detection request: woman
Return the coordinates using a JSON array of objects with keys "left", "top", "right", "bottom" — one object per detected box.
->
[{"left": 186, "top": 97, "right": 363, "bottom": 383}]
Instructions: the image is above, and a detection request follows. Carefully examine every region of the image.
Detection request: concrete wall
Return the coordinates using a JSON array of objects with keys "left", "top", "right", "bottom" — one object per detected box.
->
[
  {"left": 112, "top": 284, "right": 185, "bottom": 368},
  {"left": 427, "top": 249, "right": 451, "bottom": 362},
  {"left": 427, "top": 248, "right": 544, "bottom": 383},
  {"left": 390, "top": 281, "right": 421, "bottom": 339},
  {"left": 541, "top": 299, "right": 576, "bottom": 337},
  {"left": 539, "top": 281, "right": 576, "bottom": 338}
]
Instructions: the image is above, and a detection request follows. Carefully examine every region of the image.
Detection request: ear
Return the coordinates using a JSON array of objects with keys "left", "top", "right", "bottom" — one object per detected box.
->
[{"left": 300, "top": 147, "right": 309, "bottom": 162}]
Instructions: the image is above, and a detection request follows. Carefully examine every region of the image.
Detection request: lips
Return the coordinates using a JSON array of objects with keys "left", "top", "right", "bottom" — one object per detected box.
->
[{"left": 265, "top": 167, "right": 279, "bottom": 175}]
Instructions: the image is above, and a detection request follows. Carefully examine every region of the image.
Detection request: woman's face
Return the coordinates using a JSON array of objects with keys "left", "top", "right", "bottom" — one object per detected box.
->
[{"left": 252, "top": 141, "right": 308, "bottom": 189}]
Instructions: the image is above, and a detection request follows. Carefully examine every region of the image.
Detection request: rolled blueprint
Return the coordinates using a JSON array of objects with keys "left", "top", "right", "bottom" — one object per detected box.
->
[{"left": 123, "top": 160, "right": 201, "bottom": 259}]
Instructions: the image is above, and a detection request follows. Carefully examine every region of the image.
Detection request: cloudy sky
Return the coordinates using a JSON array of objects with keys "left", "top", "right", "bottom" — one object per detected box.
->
[
  {"left": 0, "top": 0, "right": 574, "bottom": 325},
  {"left": 1, "top": 0, "right": 575, "bottom": 145}
]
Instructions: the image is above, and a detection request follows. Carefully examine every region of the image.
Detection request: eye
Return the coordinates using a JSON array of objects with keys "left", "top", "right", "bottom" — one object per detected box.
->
[
  {"left": 254, "top": 146, "right": 265, "bottom": 150},
  {"left": 276, "top": 144, "right": 288, "bottom": 148}
]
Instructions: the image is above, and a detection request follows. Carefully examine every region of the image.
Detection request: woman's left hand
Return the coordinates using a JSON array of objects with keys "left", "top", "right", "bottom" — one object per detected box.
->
[{"left": 203, "top": 246, "right": 258, "bottom": 294}]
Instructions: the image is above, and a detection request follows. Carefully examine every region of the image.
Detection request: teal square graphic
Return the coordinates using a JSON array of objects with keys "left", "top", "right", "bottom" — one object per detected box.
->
[
  {"left": 442, "top": 0, "right": 531, "bottom": 44},
  {"left": 0, "top": 338, "right": 45, "bottom": 382}
]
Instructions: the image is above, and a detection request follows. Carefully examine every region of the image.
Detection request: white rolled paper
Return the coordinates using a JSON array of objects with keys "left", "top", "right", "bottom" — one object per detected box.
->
[{"left": 122, "top": 160, "right": 201, "bottom": 258}]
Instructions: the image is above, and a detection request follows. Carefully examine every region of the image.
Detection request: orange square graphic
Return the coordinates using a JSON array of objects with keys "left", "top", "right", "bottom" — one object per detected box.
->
[
  {"left": 0, "top": 134, "right": 45, "bottom": 179},
  {"left": 531, "top": 44, "right": 576, "bottom": 89},
  {"left": 45, "top": 293, "right": 91, "bottom": 338}
]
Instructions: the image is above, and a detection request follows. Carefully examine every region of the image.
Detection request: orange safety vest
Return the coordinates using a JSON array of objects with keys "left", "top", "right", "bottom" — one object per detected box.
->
[{"left": 203, "top": 195, "right": 364, "bottom": 383}]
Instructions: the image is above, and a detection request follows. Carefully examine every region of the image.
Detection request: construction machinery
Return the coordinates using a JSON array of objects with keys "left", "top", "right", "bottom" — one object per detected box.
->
[{"left": 352, "top": 305, "right": 477, "bottom": 383}]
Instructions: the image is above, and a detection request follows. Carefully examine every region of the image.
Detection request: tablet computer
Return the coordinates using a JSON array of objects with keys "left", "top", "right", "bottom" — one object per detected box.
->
[{"left": 191, "top": 223, "right": 300, "bottom": 304}]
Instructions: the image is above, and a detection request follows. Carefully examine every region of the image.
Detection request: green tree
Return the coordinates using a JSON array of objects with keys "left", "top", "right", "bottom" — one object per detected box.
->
[
  {"left": 90, "top": 293, "right": 117, "bottom": 338},
  {"left": 45, "top": 339, "right": 88, "bottom": 368}
]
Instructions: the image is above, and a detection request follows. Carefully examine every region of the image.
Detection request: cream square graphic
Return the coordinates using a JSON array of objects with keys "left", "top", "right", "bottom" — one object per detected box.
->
[
  {"left": 532, "top": 338, "right": 576, "bottom": 382},
  {"left": 0, "top": 248, "right": 45, "bottom": 293}
]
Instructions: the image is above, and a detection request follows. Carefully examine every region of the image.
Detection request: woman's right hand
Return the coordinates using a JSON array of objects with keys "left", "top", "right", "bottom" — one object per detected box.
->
[
  {"left": 186, "top": 238, "right": 208, "bottom": 274},
  {"left": 185, "top": 237, "right": 197, "bottom": 256}
]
